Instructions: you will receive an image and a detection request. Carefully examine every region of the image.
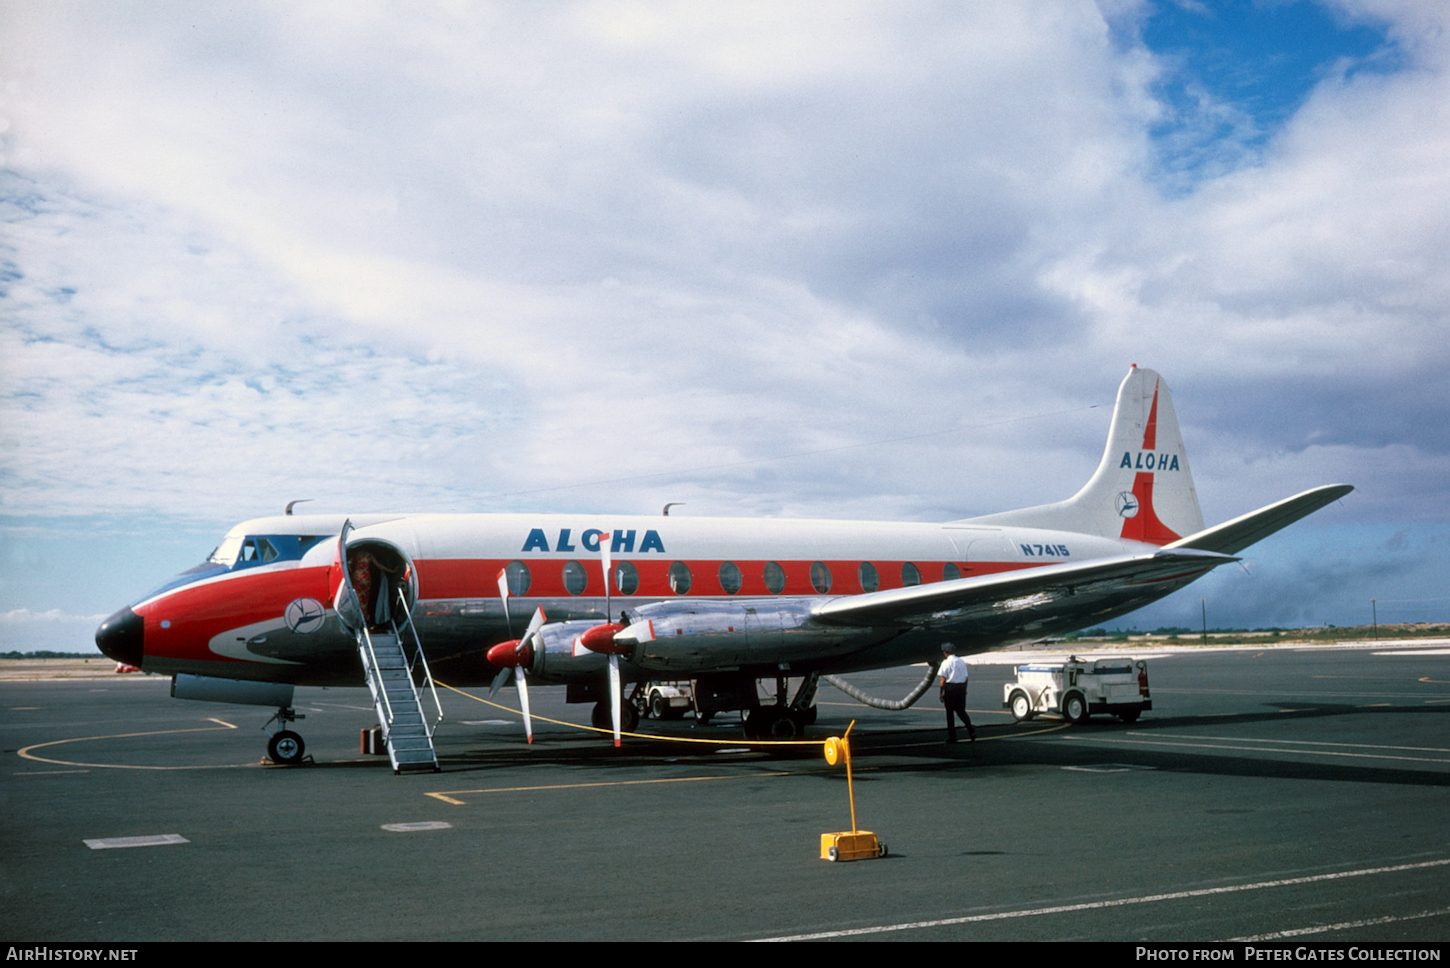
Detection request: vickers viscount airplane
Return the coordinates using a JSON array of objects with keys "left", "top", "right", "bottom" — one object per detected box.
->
[{"left": 95, "top": 366, "right": 1351, "bottom": 772}]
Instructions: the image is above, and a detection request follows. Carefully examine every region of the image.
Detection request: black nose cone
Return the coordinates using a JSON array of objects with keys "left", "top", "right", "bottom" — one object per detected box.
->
[{"left": 96, "top": 607, "right": 144, "bottom": 666}]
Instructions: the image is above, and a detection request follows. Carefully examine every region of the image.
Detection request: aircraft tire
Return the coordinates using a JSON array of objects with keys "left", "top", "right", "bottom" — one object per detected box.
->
[
  {"left": 268, "top": 730, "right": 305, "bottom": 766},
  {"left": 767, "top": 714, "right": 799, "bottom": 741},
  {"left": 620, "top": 701, "right": 640, "bottom": 733},
  {"left": 744, "top": 707, "right": 776, "bottom": 739},
  {"left": 1063, "top": 693, "right": 1089, "bottom": 725},
  {"left": 591, "top": 702, "right": 610, "bottom": 730},
  {"left": 1009, "top": 691, "right": 1033, "bottom": 722}
]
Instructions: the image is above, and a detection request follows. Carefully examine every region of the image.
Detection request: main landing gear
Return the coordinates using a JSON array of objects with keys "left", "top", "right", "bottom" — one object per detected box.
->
[
  {"left": 591, "top": 699, "right": 640, "bottom": 734},
  {"left": 263, "top": 705, "right": 308, "bottom": 766}
]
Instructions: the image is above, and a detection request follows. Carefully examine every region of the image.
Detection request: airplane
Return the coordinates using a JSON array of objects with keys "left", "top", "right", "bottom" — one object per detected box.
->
[{"left": 94, "top": 366, "right": 1352, "bottom": 772}]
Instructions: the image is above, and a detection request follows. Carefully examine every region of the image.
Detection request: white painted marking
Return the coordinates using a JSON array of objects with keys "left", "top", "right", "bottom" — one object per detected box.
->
[
  {"left": 460, "top": 720, "right": 513, "bottom": 726},
  {"left": 749, "top": 857, "right": 1450, "bottom": 941},
  {"left": 1062, "top": 763, "right": 1157, "bottom": 773},
  {"left": 381, "top": 821, "right": 452, "bottom": 832},
  {"left": 1068, "top": 734, "right": 1450, "bottom": 765},
  {"left": 84, "top": 834, "right": 188, "bottom": 850},
  {"left": 1137, "top": 732, "right": 1450, "bottom": 755},
  {"left": 1230, "top": 907, "right": 1450, "bottom": 940},
  {"left": 1376, "top": 649, "right": 1450, "bottom": 656},
  {"left": 716, "top": 748, "right": 752, "bottom": 754}
]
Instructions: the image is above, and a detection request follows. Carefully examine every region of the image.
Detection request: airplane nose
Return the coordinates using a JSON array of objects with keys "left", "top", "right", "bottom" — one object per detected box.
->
[{"left": 96, "top": 607, "right": 144, "bottom": 666}]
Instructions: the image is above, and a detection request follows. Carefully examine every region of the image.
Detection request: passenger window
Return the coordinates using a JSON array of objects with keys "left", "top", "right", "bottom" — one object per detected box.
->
[
  {"left": 505, "top": 560, "right": 531, "bottom": 596},
  {"left": 763, "top": 561, "right": 786, "bottom": 594},
  {"left": 901, "top": 562, "right": 921, "bottom": 587},
  {"left": 943, "top": 562, "right": 962, "bottom": 581},
  {"left": 810, "top": 561, "right": 832, "bottom": 594},
  {"left": 562, "top": 560, "right": 587, "bottom": 596},
  {"left": 614, "top": 561, "right": 639, "bottom": 595},
  {"left": 668, "top": 561, "right": 692, "bottom": 595},
  {"left": 858, "top": 562, "right": 879, "bottom": 593},
  {"left": 718, "top": 561, "right": 742, "bottom": 595}
]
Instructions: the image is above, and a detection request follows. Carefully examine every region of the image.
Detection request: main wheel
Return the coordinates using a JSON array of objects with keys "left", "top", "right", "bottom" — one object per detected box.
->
[
  {"left": 268, "top": 730, "right": 305, "bottom": 765},
  {"left": 767, "top": 714, "right": 800, "bottom": 741},
  {"left": 1009, "top": 690, "right": 1033, "bottom": 722},
  {"left": 620, "top": 700, "right": 640, "bottom": 733},
  {"left": 1062, "top": 692, "right": 1088, "bottom": 725},
  {"left": 591, "top": 701, "right": 611, "bottom": 729}
]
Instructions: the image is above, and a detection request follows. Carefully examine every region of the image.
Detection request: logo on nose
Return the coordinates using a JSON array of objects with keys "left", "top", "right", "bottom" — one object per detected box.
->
[{"left": 284, "top": 598, "right": 326, "bottom": 634}]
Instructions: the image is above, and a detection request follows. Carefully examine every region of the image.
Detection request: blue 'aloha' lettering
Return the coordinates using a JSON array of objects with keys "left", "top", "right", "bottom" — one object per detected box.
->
[{"left": 1120, "top": 451, "right": 1180, "bottom": 471}]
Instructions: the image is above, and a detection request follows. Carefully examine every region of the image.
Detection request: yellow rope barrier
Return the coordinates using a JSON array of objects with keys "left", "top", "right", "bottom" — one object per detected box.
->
[{"left": 436, "top": 680, "right": 820, "bottom": 746}]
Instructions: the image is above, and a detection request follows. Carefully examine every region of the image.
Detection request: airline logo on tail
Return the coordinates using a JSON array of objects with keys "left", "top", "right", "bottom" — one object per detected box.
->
[{"left": 1117, "top": 379, "right": 1182, "bottom": 546}]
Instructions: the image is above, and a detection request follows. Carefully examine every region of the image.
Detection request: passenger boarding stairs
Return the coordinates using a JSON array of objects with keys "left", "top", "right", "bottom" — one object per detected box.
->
[{"left": 357, "top": 599, "right": 443, "bottom": 774}]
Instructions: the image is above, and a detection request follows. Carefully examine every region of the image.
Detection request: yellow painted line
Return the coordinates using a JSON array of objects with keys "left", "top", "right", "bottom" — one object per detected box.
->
[
  {"left": 15, "top": 718, "right": 247, "bottom": 771},
  {"left": 425, "top": 769, "right": 812, "bottom": 804}
]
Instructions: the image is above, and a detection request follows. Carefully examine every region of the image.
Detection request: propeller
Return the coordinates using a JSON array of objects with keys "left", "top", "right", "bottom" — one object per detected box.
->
[
  {"left": 599, "top": 540, "right": 620, "bottom": 746},
  {"left": 489, "top": 567, "right": 546, "bottom": 743}
]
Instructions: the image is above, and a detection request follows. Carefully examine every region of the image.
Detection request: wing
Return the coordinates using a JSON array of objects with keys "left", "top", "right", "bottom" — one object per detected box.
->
[{"left": 810, "top": 547, "right": 1237, "bottom": 632}]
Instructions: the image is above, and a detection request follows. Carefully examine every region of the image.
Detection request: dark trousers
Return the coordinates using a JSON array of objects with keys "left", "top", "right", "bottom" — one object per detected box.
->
[{"left": 943, "top": 682, "right": 974, "bottom": 739}]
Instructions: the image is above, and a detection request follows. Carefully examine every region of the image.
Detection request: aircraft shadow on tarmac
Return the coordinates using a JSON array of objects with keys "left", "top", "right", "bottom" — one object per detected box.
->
[{"left": 389, "top": 701, "right": 1450, "bottom": 791}]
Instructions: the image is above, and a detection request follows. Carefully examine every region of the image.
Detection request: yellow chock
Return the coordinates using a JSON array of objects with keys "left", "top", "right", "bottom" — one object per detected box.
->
[{"left": 819, "top": 723, "right": 887, "bottom": 861}]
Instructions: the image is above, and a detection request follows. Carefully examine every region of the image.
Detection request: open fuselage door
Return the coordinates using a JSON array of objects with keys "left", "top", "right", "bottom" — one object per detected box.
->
[{"left": 335, "top": 521, "right": 441, "bottom": 775}]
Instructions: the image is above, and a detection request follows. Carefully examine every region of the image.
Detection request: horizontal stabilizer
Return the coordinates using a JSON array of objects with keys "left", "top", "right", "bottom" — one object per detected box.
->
[{"left": 1164, "top": 484, "right": 1353, "bottom": 556}]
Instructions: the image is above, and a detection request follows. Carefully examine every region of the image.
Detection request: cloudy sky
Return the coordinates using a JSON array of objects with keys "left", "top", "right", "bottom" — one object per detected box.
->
[{"left": 2, "top": 0, "right": 1446, "bottom": 651}]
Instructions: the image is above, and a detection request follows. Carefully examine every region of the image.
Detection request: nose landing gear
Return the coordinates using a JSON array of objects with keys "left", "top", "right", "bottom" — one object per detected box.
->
[{"left": 263, "top": 706, "right": 308, "bottom": 766}]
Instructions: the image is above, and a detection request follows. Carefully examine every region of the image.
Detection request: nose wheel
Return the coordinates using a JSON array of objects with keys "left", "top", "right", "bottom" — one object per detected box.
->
[
  {"left": 263, "top": 705, "right": 308, "bottom": 767},
  {"left": 267, "top": 730, "right": 306, "bottom": 765}
]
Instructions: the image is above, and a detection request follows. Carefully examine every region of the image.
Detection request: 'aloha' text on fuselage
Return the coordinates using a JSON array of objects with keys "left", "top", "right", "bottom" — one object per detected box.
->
[
  {"left": 1120, "top": 451, "right": 1181, "bottom": 471},
  {"left": 521, "top": 528, "right": 667, "bottom": 554}
]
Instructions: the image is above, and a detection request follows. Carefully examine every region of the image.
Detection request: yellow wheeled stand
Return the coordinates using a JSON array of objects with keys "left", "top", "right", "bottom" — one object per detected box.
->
[{"left": 819, "top": 723, "right": 888, "bottom": 862}]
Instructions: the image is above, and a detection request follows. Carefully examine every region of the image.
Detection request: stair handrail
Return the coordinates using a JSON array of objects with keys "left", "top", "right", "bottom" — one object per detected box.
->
[
  {"left": 359, "top": 624, "right": 397, "bottom": 727},
  {"left": 393, "top": 588, "right": 443, "bottom": 736}
]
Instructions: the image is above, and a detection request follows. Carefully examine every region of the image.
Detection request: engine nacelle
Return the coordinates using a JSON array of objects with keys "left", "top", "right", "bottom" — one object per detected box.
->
[
  {"left": 612, "top": 600, "right": 867, "bottom": 674},
  {"left": 528, "top": 620, "right": 611, "bottom": 679}
]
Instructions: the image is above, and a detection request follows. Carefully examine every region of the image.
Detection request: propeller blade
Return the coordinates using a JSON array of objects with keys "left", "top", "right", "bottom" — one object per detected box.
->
[
  {"left": 609, "top": 654, "right": 622, "bottom": 748},
  {"left": 518, "top": 608, "right": 545, "bottom": 744},
  {"left": 518, "top": 668, "right": 533, "bottom": 744},
  {"left": 600, "top": 538, "right": 613, "bottom": 622},
  {"left": 489, "top": 665, "right": 512, "bottom": 699},
  {"left": 496, "top": 568, "right": 512, "bottom": 637}
]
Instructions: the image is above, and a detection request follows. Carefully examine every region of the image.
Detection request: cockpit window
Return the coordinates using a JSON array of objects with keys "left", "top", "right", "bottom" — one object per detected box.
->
[
  {"left": 240, "top": 538, "right": 280, "bottom": 564},
  {"left": 210, "top": 535, "right": 244, "bottom": 568}
]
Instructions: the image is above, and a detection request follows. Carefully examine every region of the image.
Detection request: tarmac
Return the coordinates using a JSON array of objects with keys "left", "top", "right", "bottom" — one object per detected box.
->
[{"left": 3, "top": 642, "right": 1448, "bottom": 942}]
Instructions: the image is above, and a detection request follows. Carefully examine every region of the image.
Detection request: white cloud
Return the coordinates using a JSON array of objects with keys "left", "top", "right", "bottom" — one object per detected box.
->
[{"left": 1, "top": 1, "right": 1446, "bottom": 623}]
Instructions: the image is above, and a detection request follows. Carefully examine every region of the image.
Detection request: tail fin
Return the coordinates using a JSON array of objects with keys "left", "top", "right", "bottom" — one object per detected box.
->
[{"left": 959, "top": 365, "right": 1205, "bottom": 544}]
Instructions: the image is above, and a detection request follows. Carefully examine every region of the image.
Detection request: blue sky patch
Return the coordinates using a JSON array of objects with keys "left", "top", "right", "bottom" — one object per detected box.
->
[{"left": 1136, "top": 0, "right": 1397, "bottom": 186}]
